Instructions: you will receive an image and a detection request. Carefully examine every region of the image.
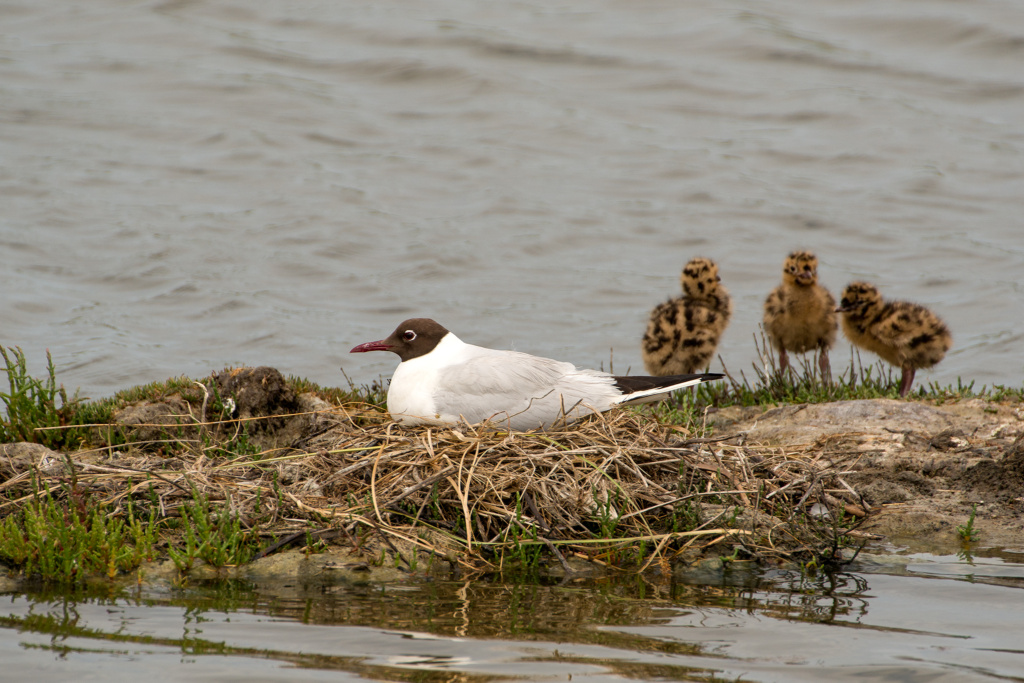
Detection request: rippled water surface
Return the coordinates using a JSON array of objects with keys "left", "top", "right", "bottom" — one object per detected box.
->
[
  {"left": 2, "top": 0, "right": 1022, "bottom": 397},
  {"left": 4, "top": 554, "right": 1024, "bottom": 682}
]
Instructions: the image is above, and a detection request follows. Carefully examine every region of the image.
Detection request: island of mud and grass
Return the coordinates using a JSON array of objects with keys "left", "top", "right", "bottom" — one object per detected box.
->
[{"left": 1, "top": 343, "right": 1022, "bottom": 590}]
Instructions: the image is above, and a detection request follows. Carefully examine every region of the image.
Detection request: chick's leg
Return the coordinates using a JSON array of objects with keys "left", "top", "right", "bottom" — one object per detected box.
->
[
  {"left": 899, "top": 365, "right": 916, "bottom": 397},
  {"left": 818, "top": 348, "right": 831, "bottom": 383},
  {"left": 778, "top": 348, "right": 789, "bottom": 376}
]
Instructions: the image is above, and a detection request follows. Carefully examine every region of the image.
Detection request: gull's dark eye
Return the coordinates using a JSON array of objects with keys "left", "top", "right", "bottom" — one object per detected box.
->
[{"left": 403, "top": 330, "right": 416, "bottom": 341}]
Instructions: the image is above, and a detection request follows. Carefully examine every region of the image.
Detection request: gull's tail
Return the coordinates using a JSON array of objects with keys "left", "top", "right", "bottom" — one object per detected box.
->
[{"left": 611, "top": 373, "right": 724, "bottom": 406}]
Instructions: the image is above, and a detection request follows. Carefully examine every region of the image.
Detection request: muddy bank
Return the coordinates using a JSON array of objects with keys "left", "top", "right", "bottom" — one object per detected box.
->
[{"left": 710, "top": 398, "right": 1024, "bottom": 553}]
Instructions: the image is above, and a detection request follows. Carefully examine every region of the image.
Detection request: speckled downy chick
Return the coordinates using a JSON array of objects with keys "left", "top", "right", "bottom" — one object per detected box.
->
[
  {"left": 642, "top": 257, "right": 732, "bottom": 376},
  {"left": 762, "top": 250, "right": 837, "bottom": 378},
  {"left": 837, "top": 282, "right": 952, "bottom": 397}
]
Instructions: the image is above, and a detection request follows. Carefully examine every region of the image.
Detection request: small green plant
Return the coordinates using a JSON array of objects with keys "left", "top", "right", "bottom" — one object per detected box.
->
[
  {"left": 719, "top": 546, "right": 742, "bottom": 563},
  {"left": 496, "top": 494, "right": 544, "bottom": 573},
  {"left": 672, "top": 499, "right": 702, "bottom": 533},
  {"left": 168, "top": 490, "right": 262, "bottom": 572},
  {"left": 800, "top": 504, "right": 866, "bottom": 572},
  {"left": 0, "top": 484, "right": 157, "bottom": 582},
  {"left": 726, "top": 505, "right": 742, "bottom": 526},
  {"left": 209, "top": 426, "right": 261, "bottom": 459},
  {"left": 957, "top": 504, "right": 980, "bottom": 543},
  {"left": 635, "top": 538, "right": 648, "bottom": 567},
  {"left": 0, "top": 346, "right": 94, "bottom": 449},
  {"left": 594, "top": 492, "right": 621, "bottom": 538},
  {"left": 303, "top": 530, "right": 329, "bottom": 556}
]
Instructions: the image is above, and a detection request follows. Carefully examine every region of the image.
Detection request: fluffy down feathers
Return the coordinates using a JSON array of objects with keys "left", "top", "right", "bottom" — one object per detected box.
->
[
  {"left": 762, "top": 250, "right": 837, "bottom": 376},
  {"left": 837, "top": 281, "right": 952, "bottom": 397},
  {"left": 642, "top": 257, "right": 732, "bottom": 375}
]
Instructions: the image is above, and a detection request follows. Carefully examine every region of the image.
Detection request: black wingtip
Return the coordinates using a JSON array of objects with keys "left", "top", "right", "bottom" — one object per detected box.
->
[{"left": 612, "top": 372, "right": 723, "bottom": 394}]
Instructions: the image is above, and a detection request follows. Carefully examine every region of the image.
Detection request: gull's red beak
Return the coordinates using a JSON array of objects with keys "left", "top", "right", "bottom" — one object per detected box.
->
[{"left": 350, "top": 340, "right": 391, "bottom": 353}]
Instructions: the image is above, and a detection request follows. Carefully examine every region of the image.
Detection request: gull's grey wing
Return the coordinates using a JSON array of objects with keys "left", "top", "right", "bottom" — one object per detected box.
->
[{"left": 432, "top": 348, "right": 617, "bottom": 429}]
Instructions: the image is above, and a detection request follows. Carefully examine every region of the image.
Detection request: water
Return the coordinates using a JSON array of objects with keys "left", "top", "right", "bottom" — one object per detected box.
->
[
  {"left": 4, "top": 553, "right": 1024, "bottom": 682},
  {"left": 1, "top": 0, "right": 1022, "bottom": 400}
]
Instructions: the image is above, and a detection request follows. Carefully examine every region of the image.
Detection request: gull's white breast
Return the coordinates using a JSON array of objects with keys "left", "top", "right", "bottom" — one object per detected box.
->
[{"left": 387, "top": 333, "right": 469, "bottom": 426}]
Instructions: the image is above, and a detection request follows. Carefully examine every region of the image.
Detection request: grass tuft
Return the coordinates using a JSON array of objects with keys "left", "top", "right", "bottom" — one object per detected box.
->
[
  {"left": 168, "top": 489, "right": 264, "bottom": 572},
  {"left": 0, "top": 482, "right": 157, "bottom": 582},
  {"left": 0, "top": 347, "right": 100, "bottom": 450}
]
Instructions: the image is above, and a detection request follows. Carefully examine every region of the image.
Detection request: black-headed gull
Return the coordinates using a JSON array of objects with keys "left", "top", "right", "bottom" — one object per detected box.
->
[{"left": 350, "top": 318, "right": 723, "bottom": 431}]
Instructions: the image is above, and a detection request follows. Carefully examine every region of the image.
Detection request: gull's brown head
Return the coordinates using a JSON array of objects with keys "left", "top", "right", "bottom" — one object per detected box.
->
[{"left": 350, "top": 318, "right": 451, "bottom": 362}]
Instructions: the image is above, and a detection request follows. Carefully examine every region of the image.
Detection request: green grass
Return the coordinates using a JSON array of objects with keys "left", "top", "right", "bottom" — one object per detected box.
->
[
  {"left": 669, "top": 332, "right": 1024, "bottom": 412},
  {"left": 636, "top": 391, "right": 711, "bottom": 436},
  {"left": 704, "top": 333, "right": 904, "bottom": 407},
  {"left": 0, "top": 483, "right": 158, "bottom": 582},
  {"left": 167, "top": 489, "right": 264, "bottom": 572},
  {"left": 105, "top": 375, "right": 209, "bottom": 407},
  {"left": 0, "top": 347, "right": 102, "bottom": 450}
]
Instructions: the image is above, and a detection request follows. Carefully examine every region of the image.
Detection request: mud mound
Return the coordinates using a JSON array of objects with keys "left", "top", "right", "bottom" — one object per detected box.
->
[
  {"left": 956, "top": 433, "right": 1024, "bottom": 503},
  {"left": 212, "top": 366, "right": 300, "bottom": 422},
  {"left": 712, "top": 398, "right": 1024, "bottom": 552}
]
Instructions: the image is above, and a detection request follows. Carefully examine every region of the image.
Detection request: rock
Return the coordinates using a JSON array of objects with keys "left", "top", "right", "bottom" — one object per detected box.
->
[
  {"left": 298, "top": 393, "right": 333, "bottom": 414},
  {"left": 0, "top": 442, "right": 62, "bottom": 478},
  {"left": 674, "top": 555, "right": 727, "bottom": 583},
  {"left": 240, "top": 549, "right": 415, "bottom": 584},
  {"left": 930, "top": 428, "right": 971, "bottom": 452},
  {"left": 1006, "top": 432, "right": 1024, "bottom": 464},
  {"left": 719, "top": 399, "right": 956, "bottom": 446},
  {"left": 114, "top": 398, "right": 191, "bottom": 445}
]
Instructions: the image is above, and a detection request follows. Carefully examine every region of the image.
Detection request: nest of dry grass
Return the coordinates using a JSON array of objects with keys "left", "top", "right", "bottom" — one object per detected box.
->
[{"left": 1, "top": 394, "right": 870, "bottom": 575}]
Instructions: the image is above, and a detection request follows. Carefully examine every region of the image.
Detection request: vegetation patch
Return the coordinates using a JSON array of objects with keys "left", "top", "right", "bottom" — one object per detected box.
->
[
  {"left": 0, "top": 480, "right": 157, "bottom": 581},
  {"left": 702, "top": 331, "right": 1021, "bottom": 407},
  {"left": 0, "top": 347, "right": 101, "bottom": 451}
]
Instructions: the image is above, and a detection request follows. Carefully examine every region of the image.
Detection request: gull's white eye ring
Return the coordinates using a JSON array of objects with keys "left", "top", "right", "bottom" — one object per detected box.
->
[{"left": 403, "top": 330, "right": 417, "bottom": 341}]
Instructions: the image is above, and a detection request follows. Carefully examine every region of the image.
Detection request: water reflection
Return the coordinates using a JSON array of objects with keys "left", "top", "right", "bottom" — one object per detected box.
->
[{"left": 3, "top": 565, "right": 1024, "bottom": 681}]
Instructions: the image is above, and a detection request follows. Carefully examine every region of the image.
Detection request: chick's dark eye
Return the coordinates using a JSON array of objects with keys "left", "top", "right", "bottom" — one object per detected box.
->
[{"left": 403, "top": 330, "right": 416, "bottom": 341}]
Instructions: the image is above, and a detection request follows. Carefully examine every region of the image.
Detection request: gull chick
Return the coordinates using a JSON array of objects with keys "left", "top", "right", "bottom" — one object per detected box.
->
[
  {"left": 642, "top": 257, "right": 732, "bottom": 375},
  {"left": 837, "top": 282, "right": 952, "bottom": 397},
  {"left": 351, "top": 318, "right": 723, "bottom": 431},
  {"left": 762, "top": 250, "right": 837, "bottom": 377}
]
